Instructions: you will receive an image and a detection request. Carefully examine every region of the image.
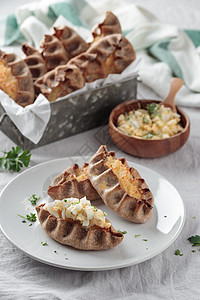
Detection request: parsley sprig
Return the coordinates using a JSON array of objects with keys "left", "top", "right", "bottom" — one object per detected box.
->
[
  {"left": 188, "top": 235, "right": 200, "bottom": 247},
  {"left": 0, "top": 146, "right": 31, "bottom": 172}
]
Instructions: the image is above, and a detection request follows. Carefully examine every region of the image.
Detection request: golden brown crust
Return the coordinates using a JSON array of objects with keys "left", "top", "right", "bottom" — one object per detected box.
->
[
  {"left": 22, "top": 44, "right": 47, "bottom": 81},
  {"left": 34, "top": 64, "right": 84, "bottom": 101},
  {"left": 36, "top": 204, "right": 123, "bottom": 250},
  {"left": 0, "top": 50, "right": 35, "bottom": 107},
  {"left": 88, "top": 145, "right": 153, "bottom": 223},
  {"left": 69, "top": 34, "right": 136, "bottom": 82},
  {"left": 53, "top": 25, "right": 89, "bottom": 58},
  {"left": 92, "top": 11, "right": 122, "bottom": 42},
  {"left": 47, "top": 163, "right": 100, "bottom": 201}
]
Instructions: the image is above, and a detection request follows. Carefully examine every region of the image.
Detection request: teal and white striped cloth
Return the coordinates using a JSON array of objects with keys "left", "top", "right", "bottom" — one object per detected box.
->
[{"left": 1, "top": 0, "right": 200, "bottom": 107}]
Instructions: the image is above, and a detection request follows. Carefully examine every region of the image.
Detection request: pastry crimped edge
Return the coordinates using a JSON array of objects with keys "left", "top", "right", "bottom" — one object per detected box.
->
[
  {"left": 47, "top": 163, "right": 100, "bottom": 201},
  {"left": 36, "top": 204, "right": 123, "bottom": 250},
  {"left": 88, "top": 145, "right": 154, "bottom": 223},
  {"left": 0, "top": 50, "right": 35, "bottom": 106}
]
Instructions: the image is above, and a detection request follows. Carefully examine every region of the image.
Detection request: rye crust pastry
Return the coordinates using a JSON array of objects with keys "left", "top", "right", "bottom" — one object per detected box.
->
[
  {"left": 22, "top": 44, "right": 47, "bottom": 81},
  {"left": 34, "top": 64, "right": 84, "bottom": 101},
  {"left": 0, "top": 50, "right": 35, "bottom": 106},
  {"left": 47, "top": 163, "right": 100, "bottom": 201},
  {"left": 40, "top": 34, "right": 69, "bottom": 71},
  {"left": 88, "top": 145, "right": 153, "bottom": 223},
  {"left": 53, "top": 25, "right": 89, "bottom": 58},
  {"left": 36, "top": 202, "right": 123, "bottom": 250},
  {"left": 92, "top": 11, "right": 122, "bottom": 42},
  {"left": 69, "top": 33, "right": 136, "bottom": 82}
]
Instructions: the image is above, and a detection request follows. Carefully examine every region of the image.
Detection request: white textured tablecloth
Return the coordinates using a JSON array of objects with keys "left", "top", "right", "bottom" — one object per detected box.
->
[{"left": 0, "top": 0, "right": 200, "bottom": 299}]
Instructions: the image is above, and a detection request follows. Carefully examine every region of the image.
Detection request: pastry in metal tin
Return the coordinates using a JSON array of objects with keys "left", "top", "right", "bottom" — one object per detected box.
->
[
  {"left": 53, "top": 25, "right": 89, "bottom": 59},
  {"left": 40, "top": 34, "right": 69, "bottom": 71},
  {"left": 22, "top": 44, "right": 47, "bottom": 81},
  {"left": 34, "top": 63, "right": 84, "bottom": 101},
  {"left": 0, "top": 50, "right": 35, "bottom": 107},
  {"left": 69, "top": 33, "right": 136, "bottom": 82},
  {"left": 92, "top": 11, "right": 122, "bottom": 42}
]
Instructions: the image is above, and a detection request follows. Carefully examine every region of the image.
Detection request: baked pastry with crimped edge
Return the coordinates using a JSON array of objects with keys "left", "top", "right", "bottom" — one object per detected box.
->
[
  {"left": 22, "top": 44, "right": 47, "bottom": 81},
  {"left": 36, "top": 203, "right": 123, "bottom": 250},
  {"left": 53, "top": 25, "right": 89, "bottom": 59},
  {"left": 47, "top": 163, "right": 100, "bottom": 201},
  {"left": 92, "top": 11, "right": 122, "bottom": 43},
  {"left": 69, "top": 33, "right": 136, "bottom": 82},
  {"left": 34, "top": 63, "right": 84, "bottom": 101},
  {"left": 88, "top": 145, "right": 153, "bottom": 223},
  {"left": 0, "top": 50, "right": 35, "bottom": 107},
  {"left": 40, "top": 34, "right": 69, "bottom": 72}
]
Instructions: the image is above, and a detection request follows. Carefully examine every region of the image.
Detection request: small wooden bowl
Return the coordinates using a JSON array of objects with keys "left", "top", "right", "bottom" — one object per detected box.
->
[{"left": 109, "top": 99, "right": 190, "bottom": 158}]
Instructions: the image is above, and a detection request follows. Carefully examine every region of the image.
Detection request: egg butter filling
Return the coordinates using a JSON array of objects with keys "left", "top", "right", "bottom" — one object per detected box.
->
[
  {"left": 44, "top": 197, "right": 111, "bottom": 229},
  {"left": 105, "top": 155, "right": 141, "bottom": 200},
  {"left": 0, "top": 59, "right": 18, "bottom": 100},
  {"left": 117, "top": 103, "right": 184, "bottom": 140}
]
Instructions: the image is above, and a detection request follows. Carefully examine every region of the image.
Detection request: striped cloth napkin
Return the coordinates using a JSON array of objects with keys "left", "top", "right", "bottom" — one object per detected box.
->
[{"left": 0, "top": 0, "right": 200, "bottom": 107}]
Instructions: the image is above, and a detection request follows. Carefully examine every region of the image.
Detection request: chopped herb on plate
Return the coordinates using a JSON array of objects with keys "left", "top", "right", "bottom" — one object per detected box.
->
[
  {"left": 41, "top": 241, "right": 47, "bottom": 246},
  {"left": 28, "top": 194, "right": 40, "bottom": 206},
  {"left": 135, "top": 234, "right": 141, "bottom": 238},
  {"left": 175, "top": 249, "right": 183, "bottom": 256},
  {"left": 17, "top": 213, "right": 37, "bottom": 223}
]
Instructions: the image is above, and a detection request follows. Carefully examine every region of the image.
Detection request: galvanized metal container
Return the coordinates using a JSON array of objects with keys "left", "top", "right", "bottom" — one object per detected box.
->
[{"left": 0, "top": 77, "right": 137, "bottom": 149}]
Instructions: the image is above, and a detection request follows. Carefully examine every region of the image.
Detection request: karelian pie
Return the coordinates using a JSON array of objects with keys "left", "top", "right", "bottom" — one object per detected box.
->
[
  {"left": 22, "top": 44, "right": 47, "bottom": 81},
  {"left": 0, "top": 50, "right": 35, "bottom": 107},
  {"left": 36, "top": 197, "right": 124, "bottom": 250},
  {"left": 47, "top": 163, "right": 100, "bottom": 201},
  {"left": 53, "top": 25, "right": 89, "bottom": 58},
  {"left": 35, "top": 33, "right": 136, "bottom": 101},
  {"left": 69, "top": 33, "right": 136, "bottom": 82},
  {"left": 88, "top": 145, "right": 153, "bottom": 223},
  {"left": 34, "top": 63, "right": 84, "bottom": 101},
  {"left": 40, "top": 34, "right": 69, "bottom": 71},
  {"left": 91, "top": 11, "right": 122, "bottom": 43}
]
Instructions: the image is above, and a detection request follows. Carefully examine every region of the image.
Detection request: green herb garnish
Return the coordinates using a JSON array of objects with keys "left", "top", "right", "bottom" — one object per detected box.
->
[
  {"left": 175, "top": 249, "right": 183, "bottom": 256},
  {"left": 28, "top": 194, "right": 40, "bottom": 206},
  {"left": 17, "top": 213, "right": 37, "bottom": 222},
  {"left": 146, "top": 103, "right": 157, "bottom": 115},
  {"left": 135, "top": 234, "right": 141, "bottom": 238},
  {"left": 145, "top": 132, "right": 155, "bottom": 139},
  {"left": 26, "top": 213, "right": 37, "bottom": 222},
  {"left": 117, "top": 230, "right": 127, "bottom": 235},
  {"left": 142, "top": 239, "right": 148, "bottom": 242},
  {"left": 41, "top": 241, "right": 47, "bottom": 246},
  {"left": 188, "top": 235, "right": 200, "bottom": 246},
  {"left": 143, "top": 117, "right": 149, "bottom": 124},
  {"left": 0, "top": 146, "right": 31, "bottom": 172}
]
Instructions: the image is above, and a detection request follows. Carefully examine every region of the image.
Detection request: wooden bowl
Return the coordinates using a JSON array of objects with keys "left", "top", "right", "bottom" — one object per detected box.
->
[{"left": 109, "top": 99, "right": 190, "bottom": 158}]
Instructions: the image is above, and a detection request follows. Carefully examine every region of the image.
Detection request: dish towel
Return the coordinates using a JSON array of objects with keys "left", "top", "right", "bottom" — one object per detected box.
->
[{"left": 0, "top": 0, "right": 200, "bottom": 107}]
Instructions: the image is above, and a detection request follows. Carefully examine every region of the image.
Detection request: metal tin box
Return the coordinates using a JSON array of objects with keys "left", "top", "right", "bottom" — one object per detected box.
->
[{"left": 0, "top": 77, "right": 137, "bottom": 149}]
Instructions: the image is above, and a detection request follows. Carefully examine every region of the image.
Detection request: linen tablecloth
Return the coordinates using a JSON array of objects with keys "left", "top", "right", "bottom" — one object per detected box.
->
[{"left": 0, "top": 0, "right": 200, "bottom": 299}]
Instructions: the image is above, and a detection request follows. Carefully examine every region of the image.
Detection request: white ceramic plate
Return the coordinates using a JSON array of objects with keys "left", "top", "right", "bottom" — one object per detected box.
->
[{"left": 0, "top": 157, "right": 185, "bottom": 271}]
